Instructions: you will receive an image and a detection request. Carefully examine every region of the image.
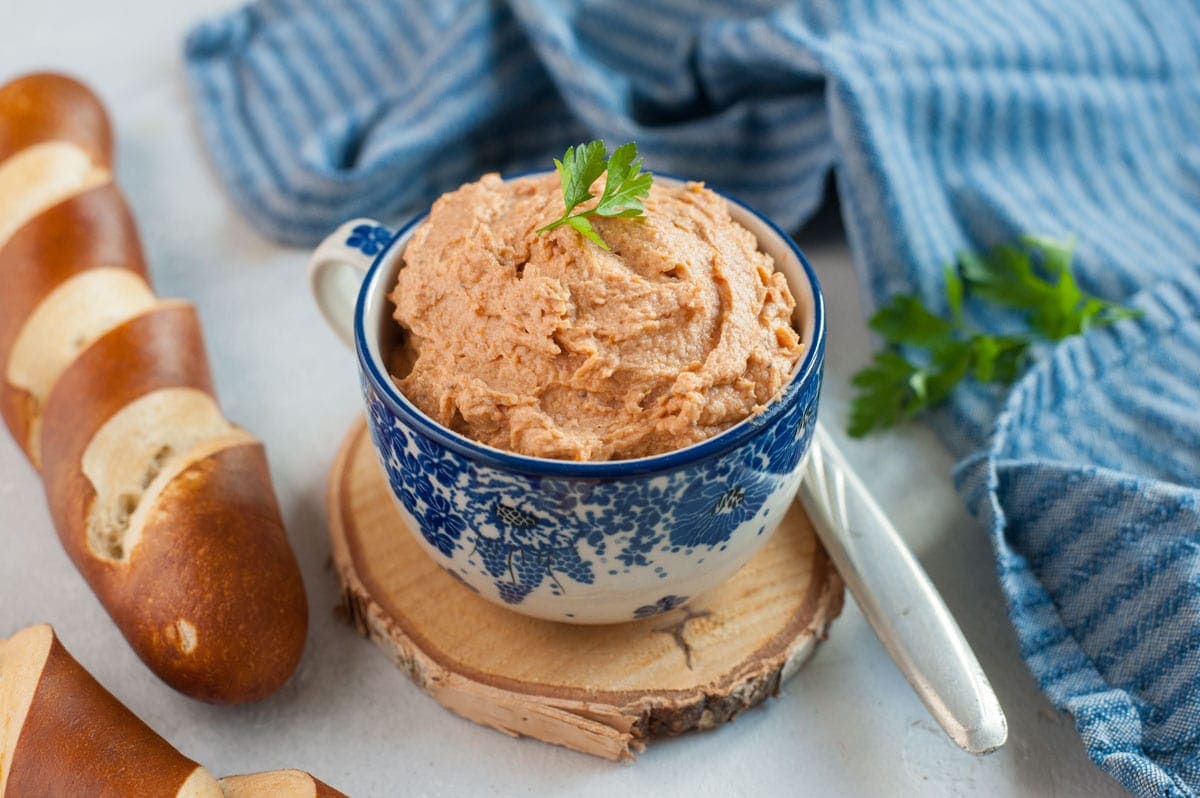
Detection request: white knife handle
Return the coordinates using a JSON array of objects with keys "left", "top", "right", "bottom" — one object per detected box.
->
[{"left": 799, "top": 422, "right": 1008, "bottom": 755}]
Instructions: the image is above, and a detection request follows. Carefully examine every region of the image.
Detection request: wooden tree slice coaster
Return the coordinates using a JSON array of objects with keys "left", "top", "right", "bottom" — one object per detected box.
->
[{"left": 328, "top": 420, "right": 845, "bottom": 761}]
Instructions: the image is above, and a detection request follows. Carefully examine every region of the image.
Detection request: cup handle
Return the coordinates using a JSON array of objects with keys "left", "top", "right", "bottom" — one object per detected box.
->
[{"left": 308, "top": 218, "right": 394, "bottom": 348}]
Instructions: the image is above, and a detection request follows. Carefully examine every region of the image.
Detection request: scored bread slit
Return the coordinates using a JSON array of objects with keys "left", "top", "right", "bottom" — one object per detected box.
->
[
  {"left": 0, "top": 139, "right": 128, "bottom": 464},
  {"left": 219, "top": 769, "right": 321, "bottom": 798},
  {"left": 81, "top": 388, "right": 256, "bottom": 562},
  {"left": 0, "top": 625, "right": 223, "bottom": 797},
  {"left": 0, "top": 140, "right": 109, "bottom": 251},
  {"left": 6, "top": 269, "right": 156, "bottom": 464},
  {"left": 0, "top": 76, "right": 308, "bottom": 706},
  {"left": 0, "top": 625, "right": 53, "bottom": 797},
  {"left": 177, "top": 768, "right": 225, "bottom": 798}
]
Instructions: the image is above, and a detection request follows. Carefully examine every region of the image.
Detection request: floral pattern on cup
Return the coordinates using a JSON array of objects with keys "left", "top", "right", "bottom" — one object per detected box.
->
[
  {"left": 633, "top": 594, "right": 690, "bottom": 619},
  {"left": 670, "top": 478, "right": 775, "bottom": 549},
  {"left": 345, "top": 223, "right": 393, "bottom": 256},
  {"left": 363, "top": 354, "right": 822, "bottom": 619}
]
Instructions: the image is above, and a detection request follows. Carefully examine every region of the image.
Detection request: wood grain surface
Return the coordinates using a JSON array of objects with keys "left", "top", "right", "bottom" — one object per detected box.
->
[{"left": 327, "top": 419, "right": 844, "bottom": 760}]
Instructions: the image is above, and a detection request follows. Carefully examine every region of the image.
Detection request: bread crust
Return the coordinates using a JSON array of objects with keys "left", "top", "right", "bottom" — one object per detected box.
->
[
  {"left": 1, "top": 625, "right": 217, "bottom": 797},
  {"left": 0, "top": 73, "right": 112, "bottom": 167},
  {"left": 114, "top": 441, "right": 308, "bottom": 703},
  {"left": 0, "top": 183, "right": 149, "bottom": 459},
  {"left": 37, "top": 304, "right": 307, "bottom": 704},
  {"left": 40, "top": 302, "right": 216, "bottom": 481},
  {"left": 0, "top": 73, "right": 308, "bottom": 704},
  {"left": 3, "top": 627, "right": 339, "bottom": 796}
]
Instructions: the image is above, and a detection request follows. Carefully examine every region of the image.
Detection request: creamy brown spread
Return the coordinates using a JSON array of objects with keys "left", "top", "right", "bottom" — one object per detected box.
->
[{"left": 388, "top": 173, "right": 804, "bottom": 461}]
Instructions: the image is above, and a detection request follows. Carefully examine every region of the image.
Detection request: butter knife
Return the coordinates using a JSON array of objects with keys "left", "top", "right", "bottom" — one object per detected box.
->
[{"left": 799, "top": 422, "right": 1008, "bottom": 755}]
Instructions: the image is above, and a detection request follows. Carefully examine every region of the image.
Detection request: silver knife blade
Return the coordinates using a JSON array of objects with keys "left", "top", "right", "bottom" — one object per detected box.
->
[{"left": 799, "top": 421, "right": 1008, "bottom": 755}]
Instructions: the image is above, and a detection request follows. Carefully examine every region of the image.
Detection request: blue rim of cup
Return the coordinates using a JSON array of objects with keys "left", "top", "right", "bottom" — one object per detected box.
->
[{"left": 354, "top": 174, "right": 826, "bottom": 478}]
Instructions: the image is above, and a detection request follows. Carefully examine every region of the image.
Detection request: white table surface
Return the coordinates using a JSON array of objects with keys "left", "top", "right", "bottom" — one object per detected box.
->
[{"left": 0, "top": 4, "right": 1130, "bottom": 796}]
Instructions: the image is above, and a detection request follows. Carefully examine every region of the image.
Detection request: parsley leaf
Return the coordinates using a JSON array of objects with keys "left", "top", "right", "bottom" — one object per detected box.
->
[
  {"left": 957, "top": 235, "right": 1139, "bottom": 340},
  {"left": 593, "top": 142, "right": 653, "bottom": 218},
  {"left": 848, "top": 236, "right": 1140, "bottom": 437},
  {"left": 536, "top": 140, "right": 653, "bottom": 250},
  {"left": 553, "top": 140, "right": 607, "bottom": 218},
  {"left": 869, "top": 295, "right": 956, "bottom": 346},
  {"left": 848, "top": 351, "right": 921, "bottom": 438},
  {"left": 562, "top": 213, "right": 606, "bottom": 249},
  {"left": 848, "top": 309, "right": 1028, "bottom": 438}
]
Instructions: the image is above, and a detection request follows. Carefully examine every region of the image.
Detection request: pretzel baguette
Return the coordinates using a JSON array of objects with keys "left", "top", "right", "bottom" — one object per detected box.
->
[
  {"left": 0, "top": 624, "right": 222, "bottom": 797},
  {"left": 0, "top": 625, "right": 346, "bottom": 798},
  {"left": 0, "top": 73, "right": 307, "bottom": 704}
]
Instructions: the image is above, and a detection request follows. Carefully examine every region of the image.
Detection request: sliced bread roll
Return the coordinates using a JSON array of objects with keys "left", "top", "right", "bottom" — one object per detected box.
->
[{"left": 0, "top": 73, "right": 307, "bottom": 703}]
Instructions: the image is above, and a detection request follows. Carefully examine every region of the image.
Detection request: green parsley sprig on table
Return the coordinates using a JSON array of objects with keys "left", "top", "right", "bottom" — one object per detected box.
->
[
  {"left": 848, "top": 236, "right": 1140, "bottom": 438},
  {"left": 536, "top": 140, "right": 653, "bottom": 250}
]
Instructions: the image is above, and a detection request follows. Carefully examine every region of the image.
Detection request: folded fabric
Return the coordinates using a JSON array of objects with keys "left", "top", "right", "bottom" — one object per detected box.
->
[
  {"left": 185, "top": 1, "right": 1200, "bottom": 794},
  {"left": 957, "top": 272, "right": 1200, "bottom": 797},
  {"left": 182, "top": 0, "right": 833, "bottom": 246}
]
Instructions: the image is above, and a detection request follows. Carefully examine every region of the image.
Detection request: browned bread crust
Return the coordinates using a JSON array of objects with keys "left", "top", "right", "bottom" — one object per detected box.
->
[
  {"left": 39, "top": 302, "right": 216, "bottom": 474},
  {"left": 0, "top": 73, "right": 112, "bottom": 166},
  {"left": 2, "top": 625, "right": 340, "bottom": 796},
  {"left": 0, "top": 624, "right": 216, "bottom": 797},
  {"left": 0, "top": 183, "right": 149, "bottom": 458},
  {"left": 0, "top": 72, "right": 308, "bottom": 704},
  {"left": 106, "top": 441, "right": 307, "bottom": 704},
  {"left": 38, "top": 305, "right": 307, "bottom": 703}
]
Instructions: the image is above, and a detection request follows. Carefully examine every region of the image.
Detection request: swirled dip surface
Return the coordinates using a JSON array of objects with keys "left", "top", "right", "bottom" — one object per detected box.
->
[{"left": 389, "top": 173, "right": 803, "bottom": 461}]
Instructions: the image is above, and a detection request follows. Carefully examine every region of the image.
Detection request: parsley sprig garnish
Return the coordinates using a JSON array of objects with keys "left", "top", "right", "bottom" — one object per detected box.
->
[
  {"left": 848, "top": 236, "right": 1140, "bottom": 437},
  {"left": 536, "top": 140, "right": 653, "bottom": 250}
]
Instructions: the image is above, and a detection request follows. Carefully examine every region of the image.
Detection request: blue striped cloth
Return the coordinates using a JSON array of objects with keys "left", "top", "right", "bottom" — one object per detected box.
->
[{"left": 185, "top": 2, "right": 1200, "bottom": 794}]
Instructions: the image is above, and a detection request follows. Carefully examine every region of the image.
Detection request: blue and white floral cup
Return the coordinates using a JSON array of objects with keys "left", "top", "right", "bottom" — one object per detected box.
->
[{"left": 309, "top": 175, "right": 825, "bottom": 624}]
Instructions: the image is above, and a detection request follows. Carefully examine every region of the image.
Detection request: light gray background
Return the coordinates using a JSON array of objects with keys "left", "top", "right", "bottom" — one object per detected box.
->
[{"left": 0, "top": 3, "right": 1127, "bottom": 796}]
